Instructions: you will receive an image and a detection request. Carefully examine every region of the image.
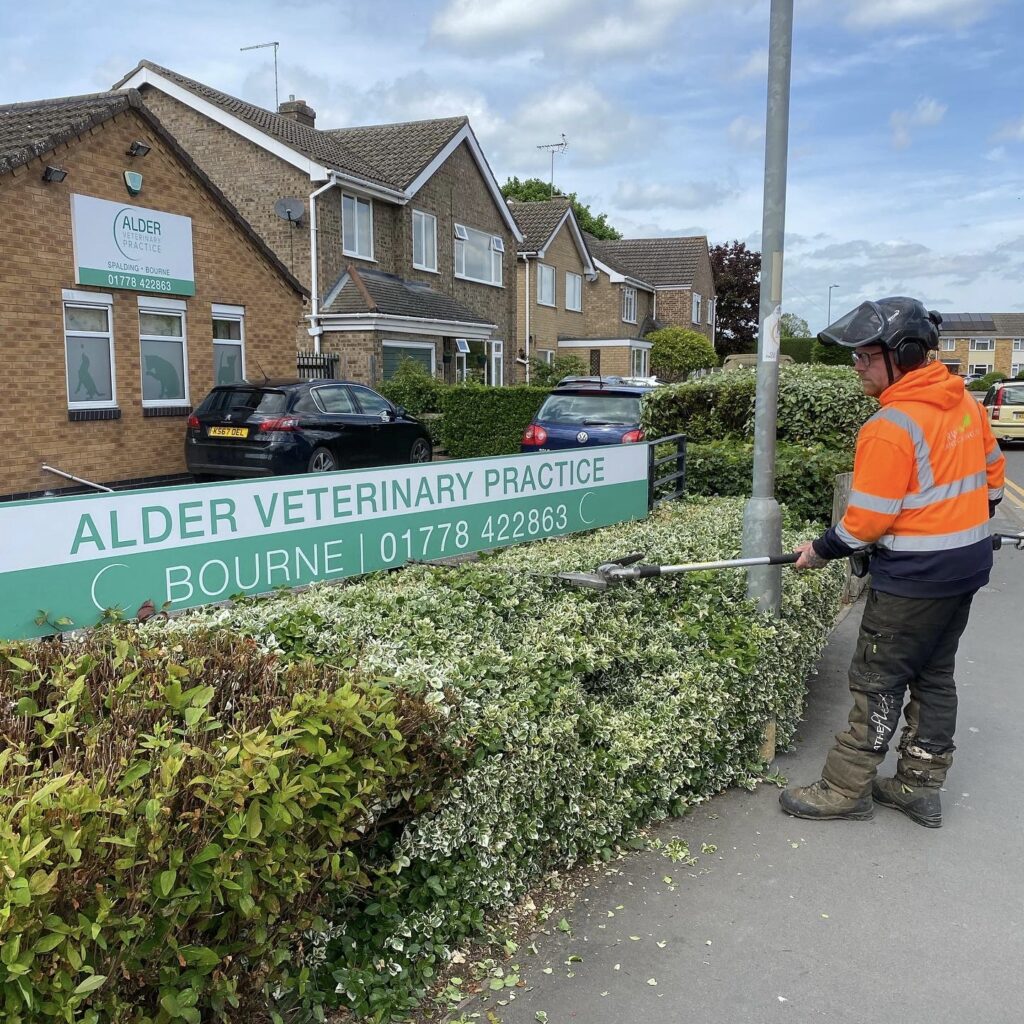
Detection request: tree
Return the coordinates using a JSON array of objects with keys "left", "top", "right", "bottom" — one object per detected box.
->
[
  {"left": 501, "top": 177, "right": 622, "bottom": 240},
  {"left": 780, "top": 312, "right": 810, "bottom": 340},
  {"left": 708, "top": 240, "right": 761, "bottom": 357},
  {"left": 811, "top": 339, "right": 853, "bottom": 366},
  {"left": 528, "top": 353, "right": 587, "bottom": 387},
  {"left": 645, "top": 326, "right": 717, "bottom": 382}
]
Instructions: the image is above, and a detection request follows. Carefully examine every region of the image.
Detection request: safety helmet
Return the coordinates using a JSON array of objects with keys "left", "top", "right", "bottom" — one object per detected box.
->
[{"left": 818, "top": 296, "right": 942, "bottom": 370}]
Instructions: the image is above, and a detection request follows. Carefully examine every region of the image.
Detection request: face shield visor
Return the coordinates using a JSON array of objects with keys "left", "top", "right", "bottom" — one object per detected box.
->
[{"left": 818, "top": 301, "right": 889, "bottom": 349}]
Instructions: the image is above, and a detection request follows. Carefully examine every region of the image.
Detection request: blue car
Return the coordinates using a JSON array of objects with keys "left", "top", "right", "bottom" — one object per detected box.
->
[{"left": 521, "top": 376, "right": 656, "bottom": 452}]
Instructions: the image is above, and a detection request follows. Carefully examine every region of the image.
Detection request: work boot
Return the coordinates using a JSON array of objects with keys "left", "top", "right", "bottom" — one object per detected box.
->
[
  {"left": 872, "top": 777, "right": 942, "bottom": 828},
  {"left": 779, "top": 779, "right": 873, "bottom": 821}
]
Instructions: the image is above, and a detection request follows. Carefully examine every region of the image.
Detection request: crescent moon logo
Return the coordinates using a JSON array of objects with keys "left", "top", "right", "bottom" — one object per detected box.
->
[
  {"left": 91, "top": 562, "right": 131, "bottom": 612},
  {"left": 578, "top": 491, "right": 596, "bottom": 525}
]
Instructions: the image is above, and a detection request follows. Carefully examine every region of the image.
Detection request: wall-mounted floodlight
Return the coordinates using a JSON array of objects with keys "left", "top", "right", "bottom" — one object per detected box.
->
[
  {"left": 126, "top": 140, "right": 151, "bottom": 158},
  {"left": 41, "top": 165, "right": 68, "bottom": 183}
]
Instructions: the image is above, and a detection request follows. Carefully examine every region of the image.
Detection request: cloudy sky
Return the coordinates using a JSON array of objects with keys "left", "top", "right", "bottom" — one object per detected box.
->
[{"left": 3, "top": 0, "right": 1022, "bottom": 331}]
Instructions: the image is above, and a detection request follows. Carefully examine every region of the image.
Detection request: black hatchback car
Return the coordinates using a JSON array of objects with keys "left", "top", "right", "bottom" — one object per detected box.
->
[{"left": 185, "top": 380, "right": 432, "bottom": 480}]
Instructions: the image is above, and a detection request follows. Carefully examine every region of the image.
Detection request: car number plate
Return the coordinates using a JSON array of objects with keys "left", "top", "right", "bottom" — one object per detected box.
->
[{"left": 208, "top": 426, "right": 248, "bottom": 438}]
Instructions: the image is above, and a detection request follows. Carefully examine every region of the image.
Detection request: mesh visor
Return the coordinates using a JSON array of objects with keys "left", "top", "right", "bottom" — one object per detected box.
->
[{"left": 818, "top": 301, "right": 886, "bottom": 348}]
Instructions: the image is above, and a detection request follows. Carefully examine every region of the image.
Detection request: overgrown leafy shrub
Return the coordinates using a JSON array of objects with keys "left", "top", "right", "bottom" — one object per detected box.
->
[
  {"left": 642, "top": 363, "right": 875, "bottom": 447},
  {"left": 645, "top": 326, "right": 718, "bottom": 382},
  {"left": 780, "top": 337, "right": 814, "bottom": 363},
  {"left": 149, "top": 498, "right": 843, "bottom": 1019},
  {"left": 528, "top": 353, "right": 586, "bottom": 387},
  {"left": 685, "top": 440, "right": 853, "bottom": 523},
  {"left": 377, "top": 358, "right": 448, "bottom": 416},
  {"left": 968, "top": 370, "right": 1003, "bottom": 392},
  {"left": 0, "top": 631, "right": 439, "bottom": 1023},
  {"left": 439, "top": 384, "right": 550, "bottom": 458}
]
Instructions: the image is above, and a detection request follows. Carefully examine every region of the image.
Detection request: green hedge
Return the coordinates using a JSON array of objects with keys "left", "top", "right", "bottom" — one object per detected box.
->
[
  {"left": 439, "top": 384, "right": 551, "bottom": 458},
  {"left": 684, "top": 441, "right": 853, "bottom": 524},
  {"left": 642, "top": 363, "right": 876, "bottom": 448},
  {"left": 3, "top": 499, "right": 845, "bottom": 1022},
  {"left": 811, "top": 339, "right": 852, "bottom": 366},
  {"left": 0, "top": 630, "right": 438, "bottom": 1023},
  {"left": 780, "top": 337, "right": 814, "bottom": 363},
  {"left": 377, "top": 359, "right": 447, "bottom": 416}
]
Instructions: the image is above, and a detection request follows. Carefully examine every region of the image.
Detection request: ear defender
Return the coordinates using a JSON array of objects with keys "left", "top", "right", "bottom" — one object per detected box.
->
[{"left": 894, "top": 339, "right": 927, "bottom": 370}]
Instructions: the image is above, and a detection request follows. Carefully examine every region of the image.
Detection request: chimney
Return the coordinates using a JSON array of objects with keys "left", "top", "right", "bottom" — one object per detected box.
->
[{"left": 278, "top": 94, "right": 316, "bottom": 128}]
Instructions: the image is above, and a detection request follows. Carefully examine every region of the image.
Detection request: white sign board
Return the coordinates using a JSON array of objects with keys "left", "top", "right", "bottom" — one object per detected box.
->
[{"left": 71, "top": 194, "right": 195, "bottom": 296}]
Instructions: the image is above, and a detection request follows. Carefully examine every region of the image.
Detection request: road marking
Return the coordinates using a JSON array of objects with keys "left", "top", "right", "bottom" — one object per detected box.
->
[{"left": 1004, "top": 476, "right": 1024, "bottom": 501}]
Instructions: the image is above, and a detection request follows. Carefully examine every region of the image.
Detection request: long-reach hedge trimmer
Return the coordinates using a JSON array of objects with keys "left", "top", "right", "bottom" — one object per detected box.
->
[{"left": 558, "top": 530, "right": 1024, "bottom": 592}]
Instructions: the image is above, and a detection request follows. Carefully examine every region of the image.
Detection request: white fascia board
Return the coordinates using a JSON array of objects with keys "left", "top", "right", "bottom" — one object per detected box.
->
[
  {"left": 406, "top": 123, "right": 524, "bottom": 242},
  {"left": 591, "top": 256, "right": 654, "bottom": 291},
  {"left": 654, "top": 284, "right": 693, "bottom": 292},
  {"left": 123, "top": 67, "right": 406, "bottom": 202},
  {"left": 557, "top": 338, "right": 652, "bottom": 350},
  {"left": 318, "top": 313, "right": 496, "bottom": 340}
]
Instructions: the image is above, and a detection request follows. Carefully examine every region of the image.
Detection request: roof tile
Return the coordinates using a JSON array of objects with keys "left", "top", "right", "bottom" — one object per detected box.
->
[
  {"left": 587, "top": 234, "right": 708, "bottom": 287},
  {"left": 507, "top": 198, "right": 572, "bottom": 252}
]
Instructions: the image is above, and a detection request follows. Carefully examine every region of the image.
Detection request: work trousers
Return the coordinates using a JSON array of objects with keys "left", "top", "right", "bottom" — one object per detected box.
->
[{"left": 822, "top": 587, "right": 975, "bottom": 799}]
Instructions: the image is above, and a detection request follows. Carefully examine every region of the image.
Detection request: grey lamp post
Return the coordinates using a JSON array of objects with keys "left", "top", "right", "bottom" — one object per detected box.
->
[{"left": 827, "top": 283, "right": 840, "bottom": 325}]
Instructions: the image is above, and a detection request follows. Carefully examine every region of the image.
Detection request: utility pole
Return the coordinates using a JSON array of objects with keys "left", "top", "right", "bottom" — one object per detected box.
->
[
  {"left": 827, "top": 283, "right": 840, "bottom": 325},
  {"left": 240, "top": 41, "right": 280, "bottom": 111},
  {"left": 536, "top": 134, "right": 568, "bottom": 197},
  {"left": 742, "top": 0, "right": 794, "bottom": 616}
]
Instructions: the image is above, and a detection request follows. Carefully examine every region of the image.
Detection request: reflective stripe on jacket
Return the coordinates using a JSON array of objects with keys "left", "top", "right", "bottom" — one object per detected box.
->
[{"left": 815, "top": 361, "right": 1006, "bottom": 597}]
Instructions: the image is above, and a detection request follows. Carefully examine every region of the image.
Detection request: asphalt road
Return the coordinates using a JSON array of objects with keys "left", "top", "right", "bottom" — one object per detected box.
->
[{"left": 459, "top": 456, "right": 1024, "bottom": 1024}]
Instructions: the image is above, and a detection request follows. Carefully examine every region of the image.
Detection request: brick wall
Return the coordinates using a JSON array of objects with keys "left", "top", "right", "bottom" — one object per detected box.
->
[
  {"left": 515, "top": 222, "right": 588, "bottom": 354},
  {"left": 652, "top": 245, "right": 716, "bottom": 342},
  {"left": 0, "top": 109, "right": 304, "bottom": 498},
  {"left": 584, "top": 273, "right": 654, "bottom": 338},
  {"left": 941, "top": 337, "right": 1021, "bottom": 376}
]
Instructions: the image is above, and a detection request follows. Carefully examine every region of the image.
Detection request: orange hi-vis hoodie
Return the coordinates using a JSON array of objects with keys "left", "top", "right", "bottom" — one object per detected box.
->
[{"left": 813, "top": 361, "right": 1006, "bottom": 597}]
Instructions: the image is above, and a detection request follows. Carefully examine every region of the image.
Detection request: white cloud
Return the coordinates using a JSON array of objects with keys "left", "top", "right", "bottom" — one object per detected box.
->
[
  {"left": 432, "top": 0, "right": 583, "bottom": 46},
  {"left": 889, "top": 96, "right": 947, "bottom": 149},
  {"left": 728, "top": 115, "right": 764, "bottom": 148},
  {"left": 843, "top": 0, "right": 999, "bottom": 29},
  {"left": 612, "top": 179, "right": 738, "bottom": 210},
  {"left": 994, "top": 116, "right": 1024, "bottom": 143},
  {"left": 736, "top": 48, "right": 769, "bottom": 79}
]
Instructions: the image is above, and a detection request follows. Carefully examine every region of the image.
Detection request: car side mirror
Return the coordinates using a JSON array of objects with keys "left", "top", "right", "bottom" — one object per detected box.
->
[{"left": 394, "top": 405, "right": 407, "bottom": 419}]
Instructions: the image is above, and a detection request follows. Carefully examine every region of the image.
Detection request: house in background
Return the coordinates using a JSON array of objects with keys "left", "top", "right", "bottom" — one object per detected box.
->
[
  {"left": 508, "top": 197, "right": 597, "bottom": 379},
  {"left": 0, "top": 89, "right": 305, "bottom": 500},
  {"left": 114, "top": 61, "right": 521, "bottom": 386},
  {"left": 936, "top": 313, "right": 1024, "bottom": 378},
  {"left": 586, "top": 235, "right": 717, "bottom": 345}
]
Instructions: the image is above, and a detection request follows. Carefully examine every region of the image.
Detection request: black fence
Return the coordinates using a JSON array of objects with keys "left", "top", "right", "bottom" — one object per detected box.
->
[
  {"left": 296, "top": 350, "right": 339, "bottom": 380},
  {"left": 647, "top": 434, "right": 687, "bottom": 510}
]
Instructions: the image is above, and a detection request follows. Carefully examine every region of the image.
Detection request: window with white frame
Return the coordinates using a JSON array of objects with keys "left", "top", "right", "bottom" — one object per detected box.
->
[
  {"left": 454, "top": 338, "right": 470, "bottom": 382},
  {"left": 1012, "top": 362, "right": 1024, "bottom": 377},
  {"left": 490, "top": 339, "right": 504, "bottom": 386},
  {"left": 692, "top": 292, "right": 702, "bottom": 324},
  {"left": 64, "top": 296, "right": 116, "bottom": 409},
  {"left": 622, "top": 286, "right": 637, "bottom": 324},
  {"left": 342, "top": 193, "right": 373, "bottom": 259},
  {"left": 969, "top": 363, "right": 992, "bottom": 376},
  {"left": 707, "top": 296, "right": 715, "bottom": 327},
  {"left": 412, "top": 210, "right": 437, "bottom": 272},
  {"left": 941, "top": 337, "right": 956, "bottom": 351},
  {"left": 139, "top": 300, "right": 188, "bottom": 407},
  {"left": 631, "top": 347, "right": 649, "bottom": 377},
  {"left": 454, "top": 223, "right": 503, "bottom": 286},
  {"left": 1014, "top": 338, "right": 1024, "bottom": 352},
  {"left": 565, "top": 271, "right": 582, "bottom": 312},
  {"left": 212, "top": 304, "right": 245, "bottom": 385},
  {"left": 382, "top": 340, "right": 435, "bottom": 380},
  {"left": 969, "top": 337, "right": 994, "bottom": 351},
  {"left": 540, "top": 349, "right": 555, "bottom": 365},
  {"left": 537, "top": 263, "right": 555, "bottom": 306}
]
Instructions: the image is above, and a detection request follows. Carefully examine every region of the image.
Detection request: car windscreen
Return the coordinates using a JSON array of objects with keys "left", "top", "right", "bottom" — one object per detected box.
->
[
  {"left": 211, "top": 389, "right": 288, "bottom": 418},
  {"left": 537, "top": 392, "right": 642, "bottom": 426}
]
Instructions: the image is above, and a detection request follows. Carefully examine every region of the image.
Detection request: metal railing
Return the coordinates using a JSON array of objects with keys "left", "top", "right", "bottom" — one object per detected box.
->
[
  {"left": 296, "top": 350, "right": 339, "bottom": 380},
  {"left": 647, "top": 434, "right": 687, "bottom": 510}
]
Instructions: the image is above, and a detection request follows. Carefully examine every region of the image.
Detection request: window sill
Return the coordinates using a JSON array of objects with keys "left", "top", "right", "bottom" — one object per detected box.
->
[
  {"left": 344, "top": 251, "right": 377, "bottom": 263},
  {"left": 537, "top": 300, "right": 556, "bottom": 308},
  {"left": 68, "top": 407, "right": 121, "bottom": 422},
  {"left": 413, "top": 263, "right": 440, "bottom": 275},
  {"left": 455, "top": 273, "right": 503, "bottom": 289},
  {"left": 143, "top": 405, "right": 192, "bottom": 418},
  {"left": 566, "top": 307, "right": 583, "bottom": 314},
  {"left": 622, "top": 320, "right": 638, "bottom": 326}
]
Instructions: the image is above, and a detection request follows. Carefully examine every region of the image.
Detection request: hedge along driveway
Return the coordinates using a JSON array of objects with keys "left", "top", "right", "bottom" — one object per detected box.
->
[{"left": 143, "top": 496, "right": 845, "bottom": 1020}]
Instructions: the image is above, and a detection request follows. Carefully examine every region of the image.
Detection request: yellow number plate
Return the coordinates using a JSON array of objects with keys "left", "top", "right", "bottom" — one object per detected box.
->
[{"left": 208, "top": 426, "right": 248, "bottom": 438}]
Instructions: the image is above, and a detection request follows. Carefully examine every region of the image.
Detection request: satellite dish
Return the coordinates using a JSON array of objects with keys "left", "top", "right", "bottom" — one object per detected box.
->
[{"left": 274, "top": 197, "right": 305, "bottom": 224}]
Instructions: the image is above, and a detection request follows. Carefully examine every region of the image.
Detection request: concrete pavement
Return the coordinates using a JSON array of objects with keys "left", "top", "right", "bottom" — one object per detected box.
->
[{"left": 458, "top": 500, "right": 1024, "bottom": 1024}]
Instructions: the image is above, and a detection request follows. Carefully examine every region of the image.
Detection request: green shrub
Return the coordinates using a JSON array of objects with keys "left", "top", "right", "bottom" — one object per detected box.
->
[
  {"left": 780, "top": 337, "right": 814, "bottom": 363},
  {"left": 642, "top": 363, "right": 874, "bottom": 448},
  {"left": 150, "top": 498, "right": 843, "bottom": 1018},
  {"left": 378, "top": 358, "right": 448, "bottom": 416},
  {"left": 968, "top": 370, "right": 1003, "bottom": 392},
  {"left": 811, "top": 339, "right": 853, "bottom": 366},
  {"left": 0, "top": 631, "right": 438, "bottom": 1023},
  {"left": 645, "top": 326, "right": 718, "bottom": 382},
  {"left": 684, "top": 440, "right": 853, "bottom": 524},
  {"left": 528, "top": 353, "right": 587, "bottom": 388},
  {"left": 439, "top": 384, "right": 551, "bottom": 458}
]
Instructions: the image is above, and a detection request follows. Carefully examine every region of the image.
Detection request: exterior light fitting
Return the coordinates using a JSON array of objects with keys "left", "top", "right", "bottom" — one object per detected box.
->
[
  {"left": 126, "top": 140, "right": 151, "bottom": 158},
  {"left": 41, "top": 165, "right": 68, "bottom": 183}
]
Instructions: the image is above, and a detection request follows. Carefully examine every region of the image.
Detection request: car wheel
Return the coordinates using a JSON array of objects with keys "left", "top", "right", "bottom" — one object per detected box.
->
[
  {"left": 409, "top": 438, "right": 433, "bottom": 463},
  {"left": 307, "top": 446, "right": 338, "bottom": 473}
]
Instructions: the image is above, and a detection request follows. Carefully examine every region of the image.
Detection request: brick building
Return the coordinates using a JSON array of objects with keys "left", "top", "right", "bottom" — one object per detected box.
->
[
  {"left": 0, "top": 89, "right": 306, "bottom": 500},
  {"left": 114, "top": 61, "right": 522, "bottom": 387},
  {"left": 936, "top": 313, "right": 1024, "bottom": 379}
]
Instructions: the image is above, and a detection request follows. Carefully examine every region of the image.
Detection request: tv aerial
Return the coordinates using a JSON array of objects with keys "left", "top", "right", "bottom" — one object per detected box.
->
[
  {"left": 274, "top": 197, "right": 305, "bottom": 225},
  {"left": 536, "top": 133, "right": 568, "bottom": 197}
]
